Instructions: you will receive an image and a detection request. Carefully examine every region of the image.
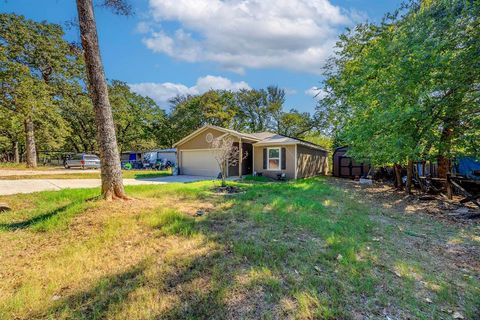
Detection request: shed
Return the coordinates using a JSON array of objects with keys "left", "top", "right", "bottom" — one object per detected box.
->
[
  {"left": 153, "top": 148, "right": 177, "bottom": 165},
  {"left": 120, "top": 151, "right": 142, "bottom": 162},
  {"left": 332, "top": 146, "right": 370, "bottom": 178}
]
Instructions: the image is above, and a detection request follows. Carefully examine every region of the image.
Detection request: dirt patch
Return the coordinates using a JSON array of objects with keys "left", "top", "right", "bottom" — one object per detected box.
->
[
  {"left": 327, "top": 177, "right": 480, "bottom": 288},
  {"left": 225, "top": 286, "right": 279, "bottom": 319},
  {"left": 212, "top": 186, "right": 244, "bottom": 194},
  {"left": 177, "top": 201, "right": 214, "bottom": 216},
  {"left": 328, "top": 178, "right": 480, "bottom": 223}
]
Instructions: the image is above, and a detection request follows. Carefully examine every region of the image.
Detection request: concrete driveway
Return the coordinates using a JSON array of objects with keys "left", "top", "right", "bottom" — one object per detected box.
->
[
  {"left": 0, "top": 175, "right": 213, "bottom": 196},
  {"left": 0, "top": 168, "right": 98, "bottom": 177}
]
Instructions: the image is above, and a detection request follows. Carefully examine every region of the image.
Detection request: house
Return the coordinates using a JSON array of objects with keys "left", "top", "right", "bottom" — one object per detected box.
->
[
  {"left": 332, "top": 146, "right": 370, "bottom": 178},
  {"left": 173, "top": 125, "right": 328, "bottom": 179}
]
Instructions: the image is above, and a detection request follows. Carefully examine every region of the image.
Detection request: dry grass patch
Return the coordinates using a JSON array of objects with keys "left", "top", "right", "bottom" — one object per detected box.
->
[{"left": 0, "top": 178, "right": 478, "bottom": 319}]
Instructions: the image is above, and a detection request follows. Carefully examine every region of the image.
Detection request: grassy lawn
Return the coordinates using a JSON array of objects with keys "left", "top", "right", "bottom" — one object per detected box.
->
[
  {"left": 0, "top": 163, "right": 62, "bottom": 170},
  {"left": 0, "top": 170, "right": 171, "bottom": 180},
  {"left": 0, "top": 178, "right": 478, "bottom": 319}
]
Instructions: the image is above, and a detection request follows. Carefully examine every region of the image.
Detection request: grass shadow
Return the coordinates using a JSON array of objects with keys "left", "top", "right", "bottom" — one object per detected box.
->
[
  {"left": 41, "top": 263, "right": 147, "bottom": 319},
  {"left": 3, "top": 177, "right": 478, "bottom": 319},
  {"left": 0, "top": 202, "right": 78, "bottom": 231},
  {"left": 133, "top": 172, "right": 171, "bottom": 179},
  {"left": 153, "top": 250, "right": 230, "bottom": 319}
]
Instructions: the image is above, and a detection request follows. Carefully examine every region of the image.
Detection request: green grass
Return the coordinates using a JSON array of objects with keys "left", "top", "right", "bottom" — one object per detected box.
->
[
  {"left": 0, "top": 163, "right": 61, "bottom": 170},
  {"left": 143, "top": 208, "right": 197, "bottom": 236},
  {"left": 0, "top": 188, "right": 99, "bottom": 232},
  {"left": 242, "top": 174, "right": 271, "bottom": 182},
  {"left": 0, "top": 177, "right": 478, "bottom": 319},
  {"left": 0, "top": 169, "right": 171, "bottom": 180}
]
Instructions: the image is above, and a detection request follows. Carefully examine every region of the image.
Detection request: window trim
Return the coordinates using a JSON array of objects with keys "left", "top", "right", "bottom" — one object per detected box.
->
[{"left": 267, "top": 147, "right": 281, "bottom": 171}]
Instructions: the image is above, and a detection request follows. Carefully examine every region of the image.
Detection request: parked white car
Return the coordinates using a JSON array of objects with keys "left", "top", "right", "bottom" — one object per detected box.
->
[{"left": 65, "top": 154, "right": 101, "bottom": 169}]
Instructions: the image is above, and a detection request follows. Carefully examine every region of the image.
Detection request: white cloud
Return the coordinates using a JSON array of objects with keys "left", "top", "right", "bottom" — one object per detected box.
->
[
  {"left": 140, "top": 0, "right": 360, "bottom": 74},
  {"left": 305, "top": 86, "right": 327, "bottom": 100},
  {"left": 135, "top": 21, "right": 152, "bottom": 34},
  {"left": 194, "top": 75, "right": 250, "bottom": 93},
  {"left": 129, "top": 75, "right": 251, "bottom": 106}
]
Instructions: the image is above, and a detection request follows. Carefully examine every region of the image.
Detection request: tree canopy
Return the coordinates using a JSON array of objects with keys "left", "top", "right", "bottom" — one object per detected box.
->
[
  {"left": 0, "top": 13, "right": 327, "bottom": 165},
  {"left": 166, "top": 86, "right": 320, "bottom": 147},
  {"left": 317, "top": 0, "right": 480, "bottom": 168}
]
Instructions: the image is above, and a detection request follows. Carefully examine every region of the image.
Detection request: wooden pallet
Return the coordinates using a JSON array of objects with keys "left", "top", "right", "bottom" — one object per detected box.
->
[{"left": 449, "top": 175, "right": 480, "bottom": 208}]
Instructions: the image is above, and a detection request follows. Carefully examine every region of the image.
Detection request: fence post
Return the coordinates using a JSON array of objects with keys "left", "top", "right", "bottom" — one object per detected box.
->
[{"left": 446, "top": 173, "right": 453, "bottom": 200}]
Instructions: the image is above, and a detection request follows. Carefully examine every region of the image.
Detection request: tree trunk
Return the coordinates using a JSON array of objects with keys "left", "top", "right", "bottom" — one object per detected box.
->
[
  {"left": 394, "top": 164, "right": 403, "bottom": 190},
  {"left": 13, "top": 141, "right": 19, "bottom": 164},
  {"left": 437, "top": 156, "right": 450, "bottom": 179},
  {"left": 446, "top": 173, "right": 453, "bottom": 200},
  {"left": 221, "top": 162, "right": 227, "bottom": 187},
  {"left": 438, "top": 119, "right": 454, "bottom": 178},
  {"left": 76, "top": 0, "right": 127, "bottom": 200},
  {"left": 238, "top": 139, "right": 243, "bottom": 177},
  {"left": 24, "top": 117, "right": 37, "bottom": 168},
  {"left": 405, "top": 160, "right": 413, "bottom": 195}
]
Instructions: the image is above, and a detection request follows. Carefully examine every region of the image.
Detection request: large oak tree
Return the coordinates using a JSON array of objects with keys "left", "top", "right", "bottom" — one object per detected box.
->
[
  {"left": 75, "top": 0, "right": 131, "bottom": 200},
  {"left": 0, "top": 14, "right": 78, "bottom": 167},
  {"left": 317, "top": 0, "right": 480, "bottom": 193}
]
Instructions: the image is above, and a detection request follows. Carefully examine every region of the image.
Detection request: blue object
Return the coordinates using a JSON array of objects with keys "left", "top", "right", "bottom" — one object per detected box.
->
[
  {"left": 455, "top": 157, "right": 480, "bottom": 180},
  {"left": 416, "top": 163, "right": 424, "bottom": 176},
  {"left": 129, "top": 153, "right": 136, "bottom": 161}
]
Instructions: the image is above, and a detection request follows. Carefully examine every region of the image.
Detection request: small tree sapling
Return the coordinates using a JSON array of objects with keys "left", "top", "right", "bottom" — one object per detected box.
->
[{"left": 210, "top": 136, "right": 247, "bottom": 187}]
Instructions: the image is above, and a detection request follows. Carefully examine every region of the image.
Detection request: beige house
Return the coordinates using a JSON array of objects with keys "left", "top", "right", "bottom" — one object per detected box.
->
[{"left": 173, "top": 125, "right": 328, "bottom": 179}]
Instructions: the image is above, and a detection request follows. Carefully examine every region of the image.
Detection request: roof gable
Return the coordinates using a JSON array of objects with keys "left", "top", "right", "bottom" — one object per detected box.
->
[
  {"left": 254, "top": 134, "right": 327, "bottom": 151},
  {"left": 173, "top": 125, "right": 327, "bottom": 152},
  {"left": 173, "top": 125, "right": 261, "bottom": 147}
]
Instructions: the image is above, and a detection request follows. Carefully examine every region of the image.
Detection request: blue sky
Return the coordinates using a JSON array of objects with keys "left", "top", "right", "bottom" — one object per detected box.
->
[{"left": 2, "top": 0, "right": 402, "bottom": 113}]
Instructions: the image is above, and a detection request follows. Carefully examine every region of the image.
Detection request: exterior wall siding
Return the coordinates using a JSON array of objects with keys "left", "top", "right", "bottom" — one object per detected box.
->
[
  {"left": 177, "top": 127, "right": 233, "bottom": 170},
  {"left": 253, "top": 145, "right": 296, "bottom": 179},
  {"left": 176, "top": 127, "right": 245, "bottom": 177},
  {"left": 296, "top": 145, "right": 328, "bottom": 178},
  {"left": 176, "top": 127, "right": 238, "bottom": 150}
]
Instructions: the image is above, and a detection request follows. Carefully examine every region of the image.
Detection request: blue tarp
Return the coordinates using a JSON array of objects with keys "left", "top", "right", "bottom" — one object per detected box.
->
[
  {"left": 455, "top": 157, "right": 480, "bottom": 180},
  {"left": 416, "top": 163, "right": 424, "bottom": 176}
]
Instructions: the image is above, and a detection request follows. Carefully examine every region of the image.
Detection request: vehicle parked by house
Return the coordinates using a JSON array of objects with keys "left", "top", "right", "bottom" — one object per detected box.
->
[
  {"left": 142, "top": 149, "right": 177, "bottom": 170},
  {"left": 120, "top": 149, "right": 177, "bottom": 170},
  {"left": 64, "top": 154, "right": 101, "bottom": 169}
]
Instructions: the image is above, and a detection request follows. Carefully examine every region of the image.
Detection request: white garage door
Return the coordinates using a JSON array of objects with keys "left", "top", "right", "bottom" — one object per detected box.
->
[{"left": 181, "top": 150, "right": 219, "bottom": 177}]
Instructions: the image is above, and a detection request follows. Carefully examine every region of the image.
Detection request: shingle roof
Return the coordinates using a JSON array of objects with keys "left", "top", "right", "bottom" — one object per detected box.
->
[
  {"left": 173, "top": 125, "right": 327, "bottom": 151},
  {"left": 209, "top": 126, "right": 262, "bottom": 141},
  {"left": 249, "top": 132, "right": 277, "bottom": 140},
  {"left": 152, "top": 148, "right": 177, "bottom": 153},
  {"left": 254, "top": 134, "right": 327, "bottom": 151}
]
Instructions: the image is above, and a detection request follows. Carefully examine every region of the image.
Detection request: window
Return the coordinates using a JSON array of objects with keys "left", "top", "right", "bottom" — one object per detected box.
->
[{"left": 267, "top": 148, "right": 281, "bottom": 170}]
